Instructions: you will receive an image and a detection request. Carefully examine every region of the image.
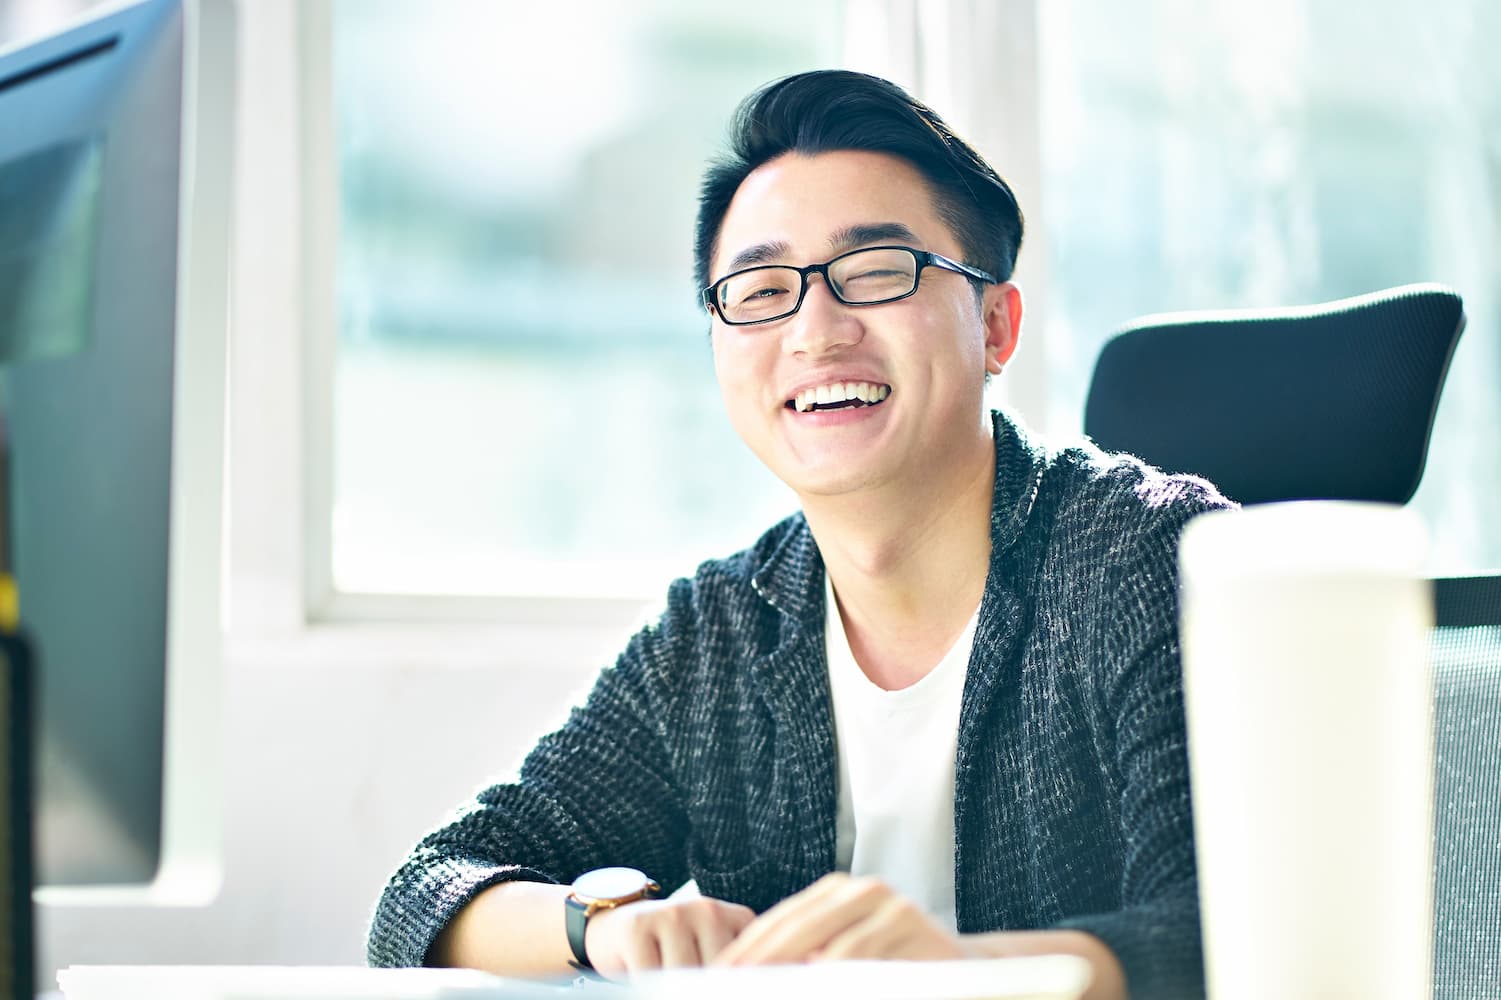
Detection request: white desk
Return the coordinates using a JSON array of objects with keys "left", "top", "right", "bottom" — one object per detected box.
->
[{"left": 53, "top": 957, "right": 1092, "bottom": 1000}]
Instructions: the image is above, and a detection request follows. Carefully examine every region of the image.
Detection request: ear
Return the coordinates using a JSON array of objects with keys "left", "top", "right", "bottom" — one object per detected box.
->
[{"left": 982, "top": 281, "right": 1022, "bottom": 375}]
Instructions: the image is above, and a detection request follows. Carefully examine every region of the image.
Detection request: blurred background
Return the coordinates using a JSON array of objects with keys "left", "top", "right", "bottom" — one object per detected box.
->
[
  {"left": 7, "top": 0, "right": 1494, "bottom": 600},
  {"left": 333, "top": 0, "right": 1499, "bottom": 588},
  {"left": 2, "top": 0, "right": 1496, "bottom": 984}
]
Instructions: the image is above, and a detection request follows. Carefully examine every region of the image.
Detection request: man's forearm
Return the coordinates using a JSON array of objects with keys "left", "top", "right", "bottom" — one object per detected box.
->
[
  {"left": 429, "top": 879, "right": 757, "bottom": 979},
  {"left": 429, "top": 879, "right": 1128, "bottom": 998},
  {"left": 428, "top": 880, "right": 576, "bottom": 978},
  {"left": 963, "top": 928, "right": 1127, "bottom": 1000}
]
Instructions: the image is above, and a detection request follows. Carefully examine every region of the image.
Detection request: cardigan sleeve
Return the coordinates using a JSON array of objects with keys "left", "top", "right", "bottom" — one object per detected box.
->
[
  {"left": 1054, "top": 480, "right": 1229, "bottom": 1000},
  {"left": 1054, "top": 628, "right": 1205, "bottom": 1000},
  {"left": 365, "top": 590, "right": 697, "bottom": 969}
]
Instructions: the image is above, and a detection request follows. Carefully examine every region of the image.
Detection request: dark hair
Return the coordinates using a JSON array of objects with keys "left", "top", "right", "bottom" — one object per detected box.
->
[{"left": 693, "top": 69, "right": 1024, "bottom": 295}]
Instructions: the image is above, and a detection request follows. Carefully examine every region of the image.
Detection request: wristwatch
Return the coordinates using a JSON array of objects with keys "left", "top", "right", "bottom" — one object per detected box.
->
[{"left": 564, "top": 866, "right": 661, "bottom": 969}]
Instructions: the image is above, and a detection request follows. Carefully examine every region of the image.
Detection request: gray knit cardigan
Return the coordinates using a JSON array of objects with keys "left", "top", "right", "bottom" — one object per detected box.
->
[{"left": 368, "top": 411, "right": 1234, "bottom": 999}]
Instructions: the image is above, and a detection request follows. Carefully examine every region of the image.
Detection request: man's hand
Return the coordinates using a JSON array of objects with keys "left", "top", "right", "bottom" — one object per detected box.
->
[
  {"left": 585, "top": 895, "right": 756, "bottom": 978},
  {"left": 712, "top": 873, "right": 969, "bottom": 966},
  {"left": 709, "top": 875, "right": 1127, "bottom": 1000}
]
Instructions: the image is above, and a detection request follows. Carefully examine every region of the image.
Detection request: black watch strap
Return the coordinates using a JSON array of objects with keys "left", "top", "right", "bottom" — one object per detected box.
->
[
  {"left": 563, "top": 869, "right": 661, "bottom": 970},
  {"left": 564, "top": 894, "right": 592, "bottom": 969}
]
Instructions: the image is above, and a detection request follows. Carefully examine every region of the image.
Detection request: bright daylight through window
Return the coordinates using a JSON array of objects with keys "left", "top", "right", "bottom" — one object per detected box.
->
[
  {"left": 332, "top": 0, "right": 1500, "bottom": 600},
  {"left": 331, "top": 1, "right": 839, "bottom": 597},
  {"left": 1037, "top": 0, "right": 1501, "bottom": 572}
]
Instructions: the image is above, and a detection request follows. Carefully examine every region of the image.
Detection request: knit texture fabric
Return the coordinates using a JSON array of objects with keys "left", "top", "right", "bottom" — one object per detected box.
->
[{"left": 367, "top": 411, "right": 1234, "bottom": 999}]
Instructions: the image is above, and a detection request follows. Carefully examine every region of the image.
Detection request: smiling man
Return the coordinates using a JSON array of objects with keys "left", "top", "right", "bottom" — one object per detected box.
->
[{"left": 368, "top": 71, "right": 1232, "bottom": 1000}]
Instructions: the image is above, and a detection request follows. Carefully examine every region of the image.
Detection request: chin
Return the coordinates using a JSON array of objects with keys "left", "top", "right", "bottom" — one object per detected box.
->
[{"left": 784, "top": 467, "right": 883, "bottom": 500}]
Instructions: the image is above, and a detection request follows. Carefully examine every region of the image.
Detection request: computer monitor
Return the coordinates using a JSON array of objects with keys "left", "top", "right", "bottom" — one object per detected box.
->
[
  {"left": 0, "top": 634, "right": 34, "bottom": 1000},
  {"left": 0, "top": 0, "right": 233, "bottom": 889}
]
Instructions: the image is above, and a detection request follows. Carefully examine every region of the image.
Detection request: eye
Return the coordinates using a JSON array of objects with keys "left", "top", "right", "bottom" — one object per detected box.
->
[
  {"left": 844, "top": 267, "right": 907, "bottom": 283},
  {"left": 739, "top": 284, "right": 789, "bottom": 304},
  {"left": 720, "top": 269, "right": 800, "bottom": 316}
]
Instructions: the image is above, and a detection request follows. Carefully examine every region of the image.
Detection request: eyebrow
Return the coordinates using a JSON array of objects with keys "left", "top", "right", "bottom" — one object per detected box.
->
[
  {"left": 723, "top": 222, "right": 923, "bottom": 273},
  {"left": 828, "top": 222, "right": 921, "bottom": 254},
  {"left": 727, "top": 240, "right": 791, "bottom": 271}
]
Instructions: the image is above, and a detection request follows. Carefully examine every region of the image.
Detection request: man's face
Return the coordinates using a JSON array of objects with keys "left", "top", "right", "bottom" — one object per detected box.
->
[{"left": 708, "top": 149, "right": 1020, "bottom": 502}]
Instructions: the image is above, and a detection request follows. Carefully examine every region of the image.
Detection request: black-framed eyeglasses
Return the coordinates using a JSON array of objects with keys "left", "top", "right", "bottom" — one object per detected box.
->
[{"left": 702, "top": 245, "right": 998, "bottom": 327}]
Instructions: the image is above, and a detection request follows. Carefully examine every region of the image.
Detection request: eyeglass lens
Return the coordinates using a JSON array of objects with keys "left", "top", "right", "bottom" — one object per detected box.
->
[{"left": 716, "top": 248, "right": 919, "bottom": 324}]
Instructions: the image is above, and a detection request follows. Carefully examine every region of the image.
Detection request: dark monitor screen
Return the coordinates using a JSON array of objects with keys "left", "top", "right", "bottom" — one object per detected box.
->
[
  {"left": 0, "top": 636, "right": 33, "bottom": 1000},
  {"left": 0, "top": 0, "right": 232, "bottom": 888}
]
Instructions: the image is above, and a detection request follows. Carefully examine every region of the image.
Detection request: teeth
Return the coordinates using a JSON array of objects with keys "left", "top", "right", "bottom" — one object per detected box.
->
[{"left": 790, "top": 381, "right": 890, "bottom": 413}]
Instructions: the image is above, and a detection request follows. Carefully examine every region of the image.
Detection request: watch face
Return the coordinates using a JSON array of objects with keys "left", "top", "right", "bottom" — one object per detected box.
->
[{"left": 573, "top": 866, "right": 650, "bottom": 902}]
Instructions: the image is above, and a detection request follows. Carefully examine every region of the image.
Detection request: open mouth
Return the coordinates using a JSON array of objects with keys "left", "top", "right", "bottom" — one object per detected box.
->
[{"left": 785, "top": 380, "right": 892, "bottom": 413}]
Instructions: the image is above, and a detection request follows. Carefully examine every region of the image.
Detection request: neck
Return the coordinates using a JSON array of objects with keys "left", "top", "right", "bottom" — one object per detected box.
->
[{"left": 801, "top": 420, "right": 996, "bottom": 689}]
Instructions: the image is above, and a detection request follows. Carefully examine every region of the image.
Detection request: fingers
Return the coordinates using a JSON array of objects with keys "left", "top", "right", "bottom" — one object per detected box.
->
[
  {"left": 714, "top": 874, "right": 964, "bottom": 966},
  {"left": 715, "top": 873, "right": 880, "bottom": 966},
  {"left": 650, "top": 899, "right": 745, "bottom": 967},
  {"left": 815, "top": 894, "right": 910, "bottom": 960},
  {"left": 588, "top": 896, "right": 756, "bottom": 978},
  {"left": 620, "top": 932, "right": 663, "bottom": 973},
  {"left": 654, "top": 925, "right": 699, "bottom": 969},
  {"left": 586, "top": 876, "right": 960, "bottom": 977},
  {"left": 714, "top": 870, "right": 876, "bottom": 960},
  {"left": 694, "top": 901, "right": 756, "bottom": 965}
]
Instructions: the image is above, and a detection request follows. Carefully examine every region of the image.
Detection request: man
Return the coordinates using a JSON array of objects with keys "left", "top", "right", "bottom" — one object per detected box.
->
[{"left": 368, "top": 70, "right": 1231, "bottom": 1000}]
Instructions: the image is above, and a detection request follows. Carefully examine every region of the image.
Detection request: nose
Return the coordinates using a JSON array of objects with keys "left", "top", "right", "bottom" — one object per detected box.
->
[{"left": 781, "top": 273, "right": 864, "bottom": 357}]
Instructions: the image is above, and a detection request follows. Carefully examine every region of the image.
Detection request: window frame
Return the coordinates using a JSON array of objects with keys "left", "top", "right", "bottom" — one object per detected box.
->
[{"left": 274, "top": 0, "right": 1051, "bottom": 627}]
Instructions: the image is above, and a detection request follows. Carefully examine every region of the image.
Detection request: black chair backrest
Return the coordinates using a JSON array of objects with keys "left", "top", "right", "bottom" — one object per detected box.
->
[
  {"left": 1430, "top": 574, "right": 1501, "bottom": 999},
  {"left": 1084, "top": 284, "right": 1466, "bottom": 505}
]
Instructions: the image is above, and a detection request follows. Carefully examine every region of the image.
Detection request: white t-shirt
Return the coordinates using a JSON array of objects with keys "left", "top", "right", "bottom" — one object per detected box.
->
[{"left": 825, "top": 573, "right": 979, "bottom": 932}]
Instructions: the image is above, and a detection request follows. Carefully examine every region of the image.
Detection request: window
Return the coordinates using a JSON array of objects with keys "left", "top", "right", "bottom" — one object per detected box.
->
[
  {"left": 329, "top": 1, "right": 842, "bottom": 598},
  {"left": 1038, "top": 0, "right": 1501, "bottom": 572}
]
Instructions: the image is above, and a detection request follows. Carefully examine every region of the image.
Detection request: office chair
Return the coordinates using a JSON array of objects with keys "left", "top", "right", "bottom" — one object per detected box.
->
[
  {"left": 1083, "top": 283, "right": 1466, "bottom": 505},
  {"left": 1431, "top": 574, "right": 1501, "bottom": 999},
  {"left": 1084, "top": 284, "right": 1495, "bottom": 998}
]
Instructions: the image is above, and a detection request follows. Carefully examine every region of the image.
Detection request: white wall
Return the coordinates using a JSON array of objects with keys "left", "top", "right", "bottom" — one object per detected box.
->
[{"left": 38, "top": 628, "right": 625, "bottom": 979}]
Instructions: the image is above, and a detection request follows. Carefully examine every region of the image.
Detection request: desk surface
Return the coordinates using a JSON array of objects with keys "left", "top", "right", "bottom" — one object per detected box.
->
[{"left": 53, "top": 958, "right": 1091, "bottom": 1000}]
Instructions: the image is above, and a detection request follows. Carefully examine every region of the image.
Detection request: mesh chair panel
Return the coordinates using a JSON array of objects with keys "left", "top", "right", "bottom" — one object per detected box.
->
[{"left": 1430, "top": 575, "right": 1501, "bottom": 999}]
